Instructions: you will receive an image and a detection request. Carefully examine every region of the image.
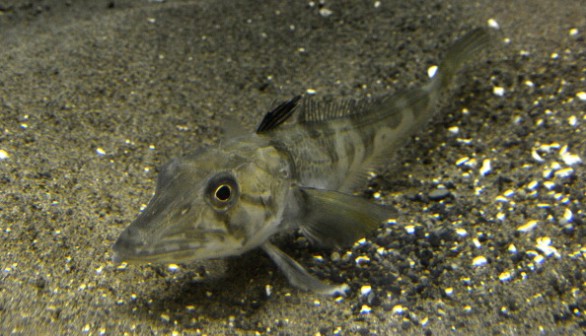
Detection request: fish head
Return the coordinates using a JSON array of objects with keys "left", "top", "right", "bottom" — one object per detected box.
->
[{"left": 112, "top": 136, "right": 292, "bottom": 264}]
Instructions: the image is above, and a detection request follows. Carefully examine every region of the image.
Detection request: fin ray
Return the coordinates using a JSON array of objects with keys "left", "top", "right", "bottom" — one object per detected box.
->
[
  {"left": 298, "top": 187, "right": 397, "bottom": 248},
  {"left": 256, "top": 95, "right": 301, "bottom": 133}
]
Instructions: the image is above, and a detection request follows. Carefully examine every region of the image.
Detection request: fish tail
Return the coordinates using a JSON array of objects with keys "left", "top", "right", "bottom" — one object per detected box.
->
[{"left": 427, "top": 28, "right": 491, "bottom": 95}]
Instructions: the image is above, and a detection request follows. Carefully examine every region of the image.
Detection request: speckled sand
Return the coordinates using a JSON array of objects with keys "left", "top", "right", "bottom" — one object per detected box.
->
[{"left": 1, "top": 1, "right": 585, "bottom": 335}]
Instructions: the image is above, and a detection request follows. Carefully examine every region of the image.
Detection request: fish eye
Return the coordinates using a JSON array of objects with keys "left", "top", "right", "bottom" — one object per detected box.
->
[
  {"left": 206, "top": 173, "right": 239, "bottom": 210},
  {"left": 214, "top": 184, "right": 232, "bottom": 202}
]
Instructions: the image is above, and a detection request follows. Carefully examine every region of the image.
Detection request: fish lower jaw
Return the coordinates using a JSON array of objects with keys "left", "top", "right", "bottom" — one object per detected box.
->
[{"left": 112, "top": 241, "right": 253, "bottom": 264}]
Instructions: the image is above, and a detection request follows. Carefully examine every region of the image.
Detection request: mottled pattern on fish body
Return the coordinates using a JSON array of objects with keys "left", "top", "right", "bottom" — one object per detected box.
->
[
  {"left": 273, "top": 90, "right": 432, "bottom": 192},
  {"left": 113, "top": 28, "right": 491, "bottom": 295}
]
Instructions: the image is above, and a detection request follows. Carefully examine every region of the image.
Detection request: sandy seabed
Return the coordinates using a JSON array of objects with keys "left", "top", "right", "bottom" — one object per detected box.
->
[{"left": 1, "top": 1, "right": 585, "bottom": 335}]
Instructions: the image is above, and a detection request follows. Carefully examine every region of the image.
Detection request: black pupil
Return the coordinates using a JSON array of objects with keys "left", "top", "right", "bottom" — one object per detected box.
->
[{"left": 215, "top": 185, "right": 231, "bottom": 201}]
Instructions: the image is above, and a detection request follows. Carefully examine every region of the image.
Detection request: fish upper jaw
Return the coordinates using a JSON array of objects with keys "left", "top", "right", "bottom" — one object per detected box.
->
[
  {"left": 111, "top": 226, "right": 148, "bottom": 264},
  {"left": 111, "top": 222, "right": 253, "bottom": 264}
]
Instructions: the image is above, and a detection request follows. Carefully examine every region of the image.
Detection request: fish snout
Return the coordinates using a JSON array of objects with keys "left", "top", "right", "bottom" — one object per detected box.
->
[{"left": 112, "top": 226, "right": 147, "bottom": 263}]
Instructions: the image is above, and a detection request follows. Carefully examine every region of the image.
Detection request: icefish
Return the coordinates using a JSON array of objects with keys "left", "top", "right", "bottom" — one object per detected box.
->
[{"left": 113, "top": 28, "right": 490, "bottom": 295}]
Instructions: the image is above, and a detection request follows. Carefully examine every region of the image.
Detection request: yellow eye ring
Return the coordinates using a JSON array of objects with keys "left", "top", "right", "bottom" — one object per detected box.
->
[{"left": 206, "top": 172, "right": 239, "bottom": 210}]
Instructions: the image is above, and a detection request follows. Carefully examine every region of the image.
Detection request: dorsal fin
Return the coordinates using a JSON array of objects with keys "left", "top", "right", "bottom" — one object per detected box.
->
[
  {"left": 298, "top": 97, "right": 374, "bottom": 124},
  {"left": 256, "top": 95, "right": 301, "bottom": 133}
]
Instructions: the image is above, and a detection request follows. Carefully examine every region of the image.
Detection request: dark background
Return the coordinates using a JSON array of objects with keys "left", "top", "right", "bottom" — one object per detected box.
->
[{"left": 1, "top": 0, "right": 584, "bottom": 334}]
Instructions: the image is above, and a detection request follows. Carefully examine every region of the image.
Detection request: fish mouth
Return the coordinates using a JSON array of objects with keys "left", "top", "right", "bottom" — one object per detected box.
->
[
  {"left": 112, "top": 228, "right": 247, "bottom": 264},
  {"left": 111, "top": 220, "right": 212, "bottom": 264},
  {"left": 112, "top": 238, "right": 205, "bottom": 264}
]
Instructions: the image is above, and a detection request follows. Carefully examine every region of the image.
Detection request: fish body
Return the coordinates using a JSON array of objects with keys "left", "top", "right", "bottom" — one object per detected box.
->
[{"left": 113, "top": 28, "right": 490, "bottom": 295}]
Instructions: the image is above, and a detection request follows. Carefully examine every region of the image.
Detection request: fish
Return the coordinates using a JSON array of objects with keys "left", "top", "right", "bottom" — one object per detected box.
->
[{"left": 112, "top": 28, "right": 490, "bottom": 295}]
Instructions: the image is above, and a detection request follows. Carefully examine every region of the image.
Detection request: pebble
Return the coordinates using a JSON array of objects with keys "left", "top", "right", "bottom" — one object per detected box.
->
[
  {"left": 427, "top": 65, "right": 438, "bottom": 78},
  {"left": 487, "top": 18, "right": 500, "bottom": 29},
  {"left": 517, "top": 220, "right": 538, "bottom": 233},
  {"left": 479, "top": 159, "right": 492, "bottom": 176},
  {"left": 428, "top": 187, "right": 451, "bottom": 200},
  {"left": 391, "top": 304, "right": 406, "bottom": 315},
  {"left": 360, "top": 285, "right": 372, "bottom": 297},
  {"left": 360, "top": 304, "right": 372, "bottom": 314},
  {"left": 499, "top": 271, "right": 512, "bottom": 282},
  {"left": 319, "top": 8, "right": 333, "bottom": 17},
  {"left": 493, "top": 86, "right": 505, "bottom": 96},
  {"left": 472, "top": 256, "right": 488, "bottom": 267}
]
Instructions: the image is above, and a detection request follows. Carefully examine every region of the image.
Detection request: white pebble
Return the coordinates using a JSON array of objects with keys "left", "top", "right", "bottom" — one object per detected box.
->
[
  {"left": 456, "top": 157, "right": 470, "bottom": 166},
  {"left": 539, "top": 142, "right": 560, "bottom": 152},
  {"left": 487, "top": 18, "right": 500, "bottom": 29},
  {"left": 456, "top": 138, "right": 473, "bottom": 145},
  {"left": 508, "top": 244, "right": 517, "bottom": 254},
  {"left": 427, "top": 65, "right": 438, "bottom": 78},
  {"left": 531, "top": 149, "right": 545, "bottom": 162},
  {"left": 517, "top": 220, "right": 538, "bottom": 233},
  {"left": 494, "top": 195, "right": 508, "bottom": 203},
  {"left": 391, "top": 304, "right": 405, "bottom": 315},
  {"left": 319, "top": 8, "right": 333, "bottom": 17},
  {"left": 455, "top": 228, "right": 468, "bottom": 237},
  {"left": 554, "top": 167, "right": 574, "bottom": 179},
  {"left": 533, "top": 254, "right": 546, "bottom": 265},
  {"left": 96, "top": 147, "right": 106, "bottom": 156},
  {"left": 472, "top": 256, "right": 488, "bottom": 267},
  {"left": 526, "top": 180, "right": 539, "bottom": 190},
  {"left": 493, "top": 86, "right": 505, "bottom": 96},
  {"left": 360, "top": 304, "right": 372, "bottom": 314},
  {"left": 559, "top": 145, "right": 582, "bottom": 165},
  {"left": 542, "top": 168, "right": 554, "bottom": 179},
  {"left": 0, "top": 149, "right": 9, "bottom": 160},
  {"left": 479, "top": 159, "right": 492, "bottom": 176},
  {"left": 568, "top": 115, "right": 578, "bottom": 127},
  {"left": 569, "top": 28, "right": 579, "bottom": 36},
  {"left": 498, "top": 271, "right": 512, "bottom": 282},
  {"left": 536, "top": 237, "right": 560, "bottom": 258},
  {"left": 472, "top": 238, "right": 482, "bottom": 249},
  {"left": 543, "top": 181, "right": 556, "bottom": 190},
  {"left": 463, "top": 158, "right": 477, "bottom": 168},
  {"left": 355, "top": 255, "right": 370, "bottom": 265},
  {"left": 576, "top": 92, "right": 586, "bottom": 101},
  {"left": 562, "top": 208, "right": 573, "bottom": 223},
  {"left": 360, "top": 285, "right": 372, "bottom": 297}
]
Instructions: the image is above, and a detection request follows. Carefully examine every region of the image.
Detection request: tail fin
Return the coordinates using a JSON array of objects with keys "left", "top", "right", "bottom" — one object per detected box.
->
[{"left": 428, "top": 28, "right": 491, "bottom": 94}]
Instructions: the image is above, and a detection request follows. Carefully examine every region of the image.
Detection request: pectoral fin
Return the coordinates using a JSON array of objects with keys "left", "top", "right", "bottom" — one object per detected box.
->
[
  {"left": 261, "top": 242, "right": 349, "bottom": 296},
  {"left": 298, "top": 187, "right": 397, "bottom": 248}
]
